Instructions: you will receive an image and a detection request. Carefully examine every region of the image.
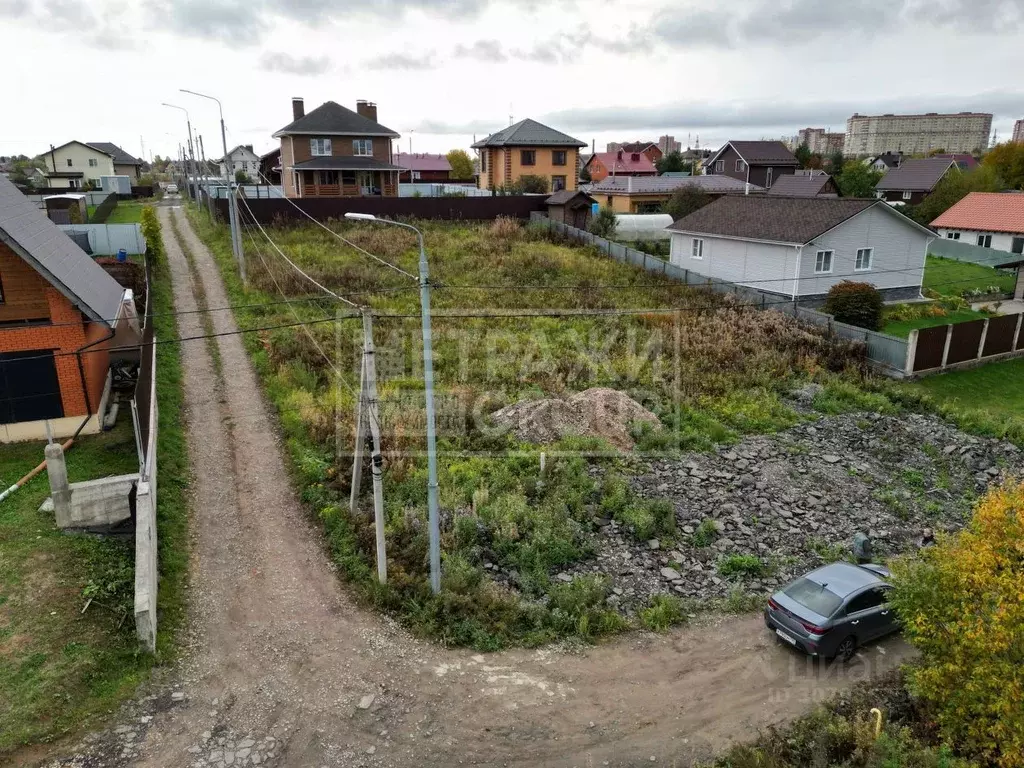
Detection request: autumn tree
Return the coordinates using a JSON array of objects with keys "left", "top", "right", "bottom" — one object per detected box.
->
[
  {"left": 983, "top": 141, "right": 1024, "bottom": 189},
  {"left": 446, "top": 149, "right": 475, "bottom": 180},
  {"left": 909, "top": 164, "right": 1004, "bottom": 224},
  {"left": 889, "top": 480, "right": 1024, "bottom": 767}
]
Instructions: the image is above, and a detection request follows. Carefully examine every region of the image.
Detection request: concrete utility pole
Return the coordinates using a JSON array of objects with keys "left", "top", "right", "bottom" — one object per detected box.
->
[
  {"left": 345, "top": 213, "right": 442, "bottom": 594},
  {"left": 362, "top": 309, "right": 387, "bottom": 584},
  {"left": 162, "top": 103, "right": 196, "bottom": 201},
  {"left": 198, "top": 134, "right": 214, "bottom": 217},
  {"left": 181, "top": 88, "right": 245, "bottom": 284}
]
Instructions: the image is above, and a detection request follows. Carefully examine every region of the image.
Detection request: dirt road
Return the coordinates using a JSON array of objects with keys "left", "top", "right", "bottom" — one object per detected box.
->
[{"left": 33, "top": 207, "right": 913, "bottom": 768}]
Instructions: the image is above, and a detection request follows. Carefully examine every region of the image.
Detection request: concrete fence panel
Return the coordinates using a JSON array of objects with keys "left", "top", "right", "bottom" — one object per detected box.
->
[
  {"left": 59, "top": 223, "right": 146, "bottom": 255},
  {"left": 134, "top": 330, "right": 158, "bottom": 652}
]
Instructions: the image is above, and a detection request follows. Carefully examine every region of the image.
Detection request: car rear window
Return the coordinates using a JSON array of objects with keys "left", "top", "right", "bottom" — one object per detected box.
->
[{"left": 784, "top": 578, "right": 843, "bottom": 617}]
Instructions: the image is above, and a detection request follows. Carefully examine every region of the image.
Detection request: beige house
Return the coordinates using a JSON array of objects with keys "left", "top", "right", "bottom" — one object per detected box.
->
[
  {"left": 473, "top": 119, "right": 586, "bottom": 193},
  {"left": 42, "top": 141, "right": 114, "bottom": 189}
]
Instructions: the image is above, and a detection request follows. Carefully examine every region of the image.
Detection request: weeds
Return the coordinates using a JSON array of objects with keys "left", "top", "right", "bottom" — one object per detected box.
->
[
  {"left": 718, "top": 554, "right": 768, "bottom": 577},
  {"left": 690, "top": 519, "right": 720, "bottom": 548},
  {"left": 638, "top": 594, "right": 688, "bottom": 631}
]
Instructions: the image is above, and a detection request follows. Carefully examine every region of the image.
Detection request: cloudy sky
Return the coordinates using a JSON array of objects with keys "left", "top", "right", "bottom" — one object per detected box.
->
[{"left": 2, "top": 0, "right": 1023, "bottom": 163}]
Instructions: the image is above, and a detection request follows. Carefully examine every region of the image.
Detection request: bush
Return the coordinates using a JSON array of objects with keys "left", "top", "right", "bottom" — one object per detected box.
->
[
  {"left": 588, "top": 206, "right": 617, "bottom": 238},
  {"left": 690, "top": 519, "right": 719, "bottom": 547},
  {"left": 517, "top": 174, "right": 549, "bottom": 194},
  {"left": 638, "top": 594, "right": 688, "bottom": 631},
  {"left": 140, "top": 205, "right": 163, "bottom": 262},
  {"left": 718, "top": 553, "right": 767, "bottom": 577},
  {"left": 663, "top": 185, "right": 712, "bottom": 222},
  {"left": 823, "top": 281, "right": 884, "bottom": 331},
  {"left": 889, "top": 480, "right": 1024, "bottom": 767}
]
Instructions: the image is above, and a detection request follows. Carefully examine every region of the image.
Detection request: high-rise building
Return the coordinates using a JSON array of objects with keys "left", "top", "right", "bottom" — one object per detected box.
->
[
  {"left": 1013, "top": 119, "right": 1024, "bottom": 144},
  {"left": 844, "top": 112, "right": 992, "bottom": 156},
  {"left": 797, "top": 128, "right": 846, "bottom": 154},
  {"left": 658, "top": 135, "right": 682, "bottom": 154}
]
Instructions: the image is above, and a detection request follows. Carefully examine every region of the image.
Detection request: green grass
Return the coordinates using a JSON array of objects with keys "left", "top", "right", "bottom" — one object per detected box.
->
[
  {"left": 183, "top": 205, "right": 869, "bottom": 649},
  {"left": 923, "top": 254, "right": 1015, "bottom": 297},
  {"left": 0, "top": 206, "right": 188, "bottom": 756},
  {"left": 913, "top": 356, "right": 1024, "bottom": 423},
  {"left": 105, "top": 202, "right": 145, "bottom": 224},
  {"left": 882, "top": 308, "right": 991, "bottom": 338}
]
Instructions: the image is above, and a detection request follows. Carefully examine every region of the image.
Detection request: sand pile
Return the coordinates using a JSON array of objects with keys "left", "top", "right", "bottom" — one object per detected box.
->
[{"left": 491, "top": 388, "right": 660, "bottom": 450}]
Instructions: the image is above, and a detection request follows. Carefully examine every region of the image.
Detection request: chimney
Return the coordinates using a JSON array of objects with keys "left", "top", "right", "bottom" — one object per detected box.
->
[
  {"left": 356, "top": 100, "right": 378, "bottom": 123},
  {"left": 292, "top": 97, "right": 304, "bottom": 121},
  {"left": 617, "top": 149, "right": 623, "bottom": 161}
]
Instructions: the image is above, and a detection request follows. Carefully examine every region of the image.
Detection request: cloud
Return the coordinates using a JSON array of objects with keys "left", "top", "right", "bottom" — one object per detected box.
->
[
  {"left": 452, "top": 31, "right": 594, "bottom": 65},
  {"left": 157, "top": 0, "right": 267, "bottom": 45},
  {"left": 366, "top": 51, "right": 438, "bottom": 71},
  {"left": 453, "top": 39, "right": 509, "bottom": 62},
  {"left": 259, "top": 52, "right": 331, "bottom": 75},
  {"left": 0, "top": 0, "right": 29, "bottom": 17}
]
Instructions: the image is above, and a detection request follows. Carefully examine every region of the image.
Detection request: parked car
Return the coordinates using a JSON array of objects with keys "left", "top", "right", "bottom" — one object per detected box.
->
[
  {"left": 764, "top": 561, "right": 899, "bottom": 661},
  {"left": 165, "top": 183, "right": 179, "bottom": 194}
]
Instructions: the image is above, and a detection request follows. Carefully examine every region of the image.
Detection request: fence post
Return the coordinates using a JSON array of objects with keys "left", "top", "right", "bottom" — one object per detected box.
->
[
  {"left": 905, "top": 329, "right": 919, "bottom": 376},
  {"left": 977, "top": 318, "right": 989, "bottom": 360},
  {"left": 940, "top": 324, "right": 954, "bottom": 371},
  {"left": 1013, "top": 313, "right": 1023, "bottom": 352},
  {"left": 684, "top": 269, "right": 689, "bottom": 283}
]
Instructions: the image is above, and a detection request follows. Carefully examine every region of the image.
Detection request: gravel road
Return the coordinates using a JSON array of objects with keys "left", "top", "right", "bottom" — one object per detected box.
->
[{"left": 28, "top": 207, "right": 914, "bottom": 768}]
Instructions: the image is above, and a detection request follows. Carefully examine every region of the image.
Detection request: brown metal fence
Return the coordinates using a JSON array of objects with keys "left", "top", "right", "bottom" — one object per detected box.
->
[
  {"left": 910, "top": 313, "right": 1024, "bottom": 374},
  {"left": 912, "top": 327, "right": 947, "bottom": 373}
]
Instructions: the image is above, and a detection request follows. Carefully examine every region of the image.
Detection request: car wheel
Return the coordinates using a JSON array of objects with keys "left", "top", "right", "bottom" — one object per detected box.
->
[{"left": 834, "top": 635, "right": 857, "bottom": 662}]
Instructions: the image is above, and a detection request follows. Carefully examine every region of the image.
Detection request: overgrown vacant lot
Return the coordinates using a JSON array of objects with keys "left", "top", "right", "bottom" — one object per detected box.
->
[{"left": 191, "top": 210, "right": 1014, "bottom": 648}]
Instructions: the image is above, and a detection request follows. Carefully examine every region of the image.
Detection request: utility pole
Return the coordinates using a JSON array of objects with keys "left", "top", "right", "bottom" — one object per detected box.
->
[
  {"left": 180, "top": 88, "right": 245, "bottom": 284},
  {"left": 363, "top": 309, "right": 387, "bottom": 583},
  {"left": 198, "top": 135, "right": 214, "bottom": 218}
]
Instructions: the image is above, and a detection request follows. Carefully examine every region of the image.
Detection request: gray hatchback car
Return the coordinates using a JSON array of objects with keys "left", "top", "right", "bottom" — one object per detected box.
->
[{"left": 764, "top": 562, "right": 899, "bottom": 661}]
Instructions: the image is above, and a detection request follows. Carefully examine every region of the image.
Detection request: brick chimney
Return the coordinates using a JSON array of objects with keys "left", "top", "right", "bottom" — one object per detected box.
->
[
  {"left": 292, "top": 97, "right": 304, "bottom": 121},
  {"left": 356, "top": 100, "right": 378, "bottom": 123}
]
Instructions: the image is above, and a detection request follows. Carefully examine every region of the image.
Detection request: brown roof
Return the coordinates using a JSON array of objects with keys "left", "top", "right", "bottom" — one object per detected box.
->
[
  {"left": 930, "top": 192, "right": 1024, "bottom": 234},
  {"left": 667, "top": 195, "right": 879, "bottom": 244},
  {"left": 713, "top": 140, "right": 799, "bottom": 166},
  {"left": 766, "top": 173, "right": 837, "bottom": 198},
  {"left": 875, "top": 157, "right": 957, "bottom": 192}
]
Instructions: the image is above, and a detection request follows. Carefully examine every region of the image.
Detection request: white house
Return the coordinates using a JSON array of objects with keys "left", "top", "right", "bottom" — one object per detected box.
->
[
  {"left": 41, "top": 141, "right": 115, "bottom": 189},
  {"left": 219, "top": 145, "right": 260, "bottom": 180},
  {"left": 930, "top": 192, "right": 1024, "bottom": 256},
  {"left": 666, "top": 196, "right": 935, "bottom": 300}
]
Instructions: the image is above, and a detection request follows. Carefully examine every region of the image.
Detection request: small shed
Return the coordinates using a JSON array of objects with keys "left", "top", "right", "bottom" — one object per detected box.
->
[
  {"left": 545, "top": 189, "right": 597, "bottom": 230},
  {"left": 43, "top": 194, "right": 88, "bottom": 225},
  {"left": 100, "top": 175, "right": 132, "bottom": 195}
]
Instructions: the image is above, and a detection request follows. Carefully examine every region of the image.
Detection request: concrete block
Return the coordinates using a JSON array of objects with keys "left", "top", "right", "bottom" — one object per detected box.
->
[
  {"left": 134, "top": 479, "right": 157, "bottom": 652},
  {"left": 45, "top": 443, "right": 72, "bottom": 528},
  {"left": 64, "top": 473, "right": 138, "bottom": 529}
]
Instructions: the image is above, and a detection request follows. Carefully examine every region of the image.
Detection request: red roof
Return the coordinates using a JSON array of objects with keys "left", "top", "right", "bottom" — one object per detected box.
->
[
  {"left": 930, "top": 192, "right": 1024, "bottom": 234},
  {"left": 394, "top": 152, "right": 452, "bottom": 172},
  {"left": 587, "top": 151, "right": 657, "bottom": 175}
]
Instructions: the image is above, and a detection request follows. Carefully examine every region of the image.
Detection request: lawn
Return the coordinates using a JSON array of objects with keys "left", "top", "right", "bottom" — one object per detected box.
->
[
  {"left": 914, "top": 356, "right": 1024, "bottom": 422},
  {"left": 0, "top": 207, "right": 188, "bottom": 756},
  {"left": 105, "top": 202, "right": 145, "bottom": 224},
  {"left": 882, "top": 308, "right": 991, "bottom": 338},
  {"left": 185, "top": 206, "right": 878, "bottom": 649},
  {"left": 923, "top": 254, "right": 1015, "bottom": 297}
]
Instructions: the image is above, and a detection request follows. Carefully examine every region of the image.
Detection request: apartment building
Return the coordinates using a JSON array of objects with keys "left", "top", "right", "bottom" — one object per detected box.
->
[
  {"left": 1013, "top": 119, "right": 1024, "bottom": 144},
  {"left": 845, "top": 112, "right": 992, "bottom": 156},
  {"left": 797, "top": 128, "right": 846, "bottom": 154}
]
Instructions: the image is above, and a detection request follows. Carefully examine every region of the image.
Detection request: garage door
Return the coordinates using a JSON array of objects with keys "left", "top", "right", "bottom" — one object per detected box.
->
[{"left": 0, "top": 350, "right": 64, "bottom": 424}]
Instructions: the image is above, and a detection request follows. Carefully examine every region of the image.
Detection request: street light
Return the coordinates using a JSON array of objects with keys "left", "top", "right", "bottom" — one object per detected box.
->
[
  {"left": 344, "top": 213, "right": 441, "bottom": 594},
  {"left": 180, "top": 88, "right": 244, "bottom": 282},
  {"left": 161, "top": 103, "right": 197, "bottom": 200}
]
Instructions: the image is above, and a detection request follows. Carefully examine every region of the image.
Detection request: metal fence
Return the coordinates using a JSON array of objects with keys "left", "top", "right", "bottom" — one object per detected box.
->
[
  {"left": 541, "top": 218, "right": 911, "bottom": 376},
  {"left": 58, "top": 223, "right": 146, "bottom": 255},
  {"left": 928, "top": 237, "right": 1017, "bottom": 267},
  {"left": 89, "top": 193, "right": 118, "bottom": 223},
  {"left": 398, "top": 183, "right": 493, "bottom": 197}
]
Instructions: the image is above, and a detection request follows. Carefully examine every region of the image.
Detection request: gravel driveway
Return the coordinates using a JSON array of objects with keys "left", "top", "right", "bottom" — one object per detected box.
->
[{"left": 29, "top": 207, "right": 915, "bottom": 768}]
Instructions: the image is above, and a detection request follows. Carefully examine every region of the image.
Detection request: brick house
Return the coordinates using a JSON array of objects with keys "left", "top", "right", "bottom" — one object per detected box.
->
[
  {"left": 704, "top": 141, "right": 800, "bottom": 189},
  {"left": 274, "top": 98, "right": 402, "bottom": 198},
  {"left": 395, "top": 153, "right": 452, "bottom": 183},
  {"left": 0, "top": 175, "right": 137, "bottom": 440},
  {"left": 583, "top": 150, "right": 658, "bottom": 183},
  {"left": 473, "top": 119, "right": 586, "bottom": 193}
]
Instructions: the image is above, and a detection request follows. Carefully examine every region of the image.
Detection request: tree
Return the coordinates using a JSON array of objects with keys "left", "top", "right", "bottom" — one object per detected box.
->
[
  {"left": 588, "top": 206, "right": 617, "bottom": 237},
  {"left": 446, "top": 148, "right": 474, "bottom": 180},
  {"left": 835, "top": 161, "right": 883, "bottom": 198},
  {"left": 794, "top": 143, "right": 812, "bottom": 169},
  {"left": 908, "top": 164, "right": 1004, "bottom": 224},
  {"left": 656, "top": 150, "right": 685, "bottom": 174},
  {"left": 235, "top": 170, "right": 252, "bottom": 184},
  {"left": 827, "top": 149, "right": 845, "bottom": 173},
  {"left": 889, "top": 480, "right": 1024, "bottom": 767},
  {"left": 983, "top": 141, "right": 1024, "bottom": 190},
  {"left": 663, "top": 185, "right": 712, "bottom": 221},
  {"left": 579, "top": 165, "right": 592, "bottom": 183}
]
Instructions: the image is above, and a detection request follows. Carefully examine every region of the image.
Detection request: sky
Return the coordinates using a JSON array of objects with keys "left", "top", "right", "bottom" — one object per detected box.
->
[{"left": 2, "top": 0, "right": 1023, "bottom": 163}]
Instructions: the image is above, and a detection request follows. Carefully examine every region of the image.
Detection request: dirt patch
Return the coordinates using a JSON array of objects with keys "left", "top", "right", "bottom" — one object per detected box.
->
[{"left": 491, "top": 387, "right": 660, "bottom": 449}]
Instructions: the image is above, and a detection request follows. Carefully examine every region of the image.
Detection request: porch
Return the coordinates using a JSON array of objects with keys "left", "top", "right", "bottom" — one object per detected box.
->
[{"left": 297, "top": 169, "right": 399, "bottom": 198}]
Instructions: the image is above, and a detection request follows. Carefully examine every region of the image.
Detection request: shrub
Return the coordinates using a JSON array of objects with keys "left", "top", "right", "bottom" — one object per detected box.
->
[
  {"left": 889, "top": 480, "right": 1024, "bottom": 767},
  {"left": 517, "top": 174, "right": 549, "bottom": 194},
  {"left": 718, "top": 554, "right": 767, "bottom": 577},
  {"left": 823, "top": 281, "right": 884, "bottom": 331},
  {"left": 140, "top": 205, "right": 163, "bottom": 262},
  {"left": 663, "top": 185, "right": 712, "bottom": 222},
  {"left": 690, "top": 519, "right": 719, "bottom": 547},
  {"left": 588, "top": 206, "right": 617, "bottom": 238},
  {"left": 638, "top": 594, "right": 687, "bottom": 631}
]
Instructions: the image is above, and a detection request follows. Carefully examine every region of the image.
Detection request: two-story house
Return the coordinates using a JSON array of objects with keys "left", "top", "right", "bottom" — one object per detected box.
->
[
  {"left": 472, "top": 119, "right": 586, "bottom": 193},
  {"left": 88, "top": 142, "right": 144, "bottom": 182},
  {"left": 583, "top": 150, "right": 658, "bottom": 183},
  {"left": 274, "top": 98, "right": 402, "bottom": 198},
  {"left": 219, "top": 145, "right": 260, "bottom": 181},
  {"left": 704, "top": 141, "right": 800, "bottom": 189},
  {"left": 42, "top": 141, "right": 115, "bottom": 189}
]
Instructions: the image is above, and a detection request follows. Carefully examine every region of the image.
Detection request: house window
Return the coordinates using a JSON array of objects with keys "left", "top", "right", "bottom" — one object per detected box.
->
[
  {"left": 353, "top": 139, "right": 373, "bottom": 157},
  {"left": 715, "top": 160, "right": 724, "bottom": 173},
  {"left": 317, "top": 170, "right": 339, "bottom": 185},
  {"left": 691, "top": 238, "right": 704, "bottom": 259},
  {"left": 0, "top": 272, "right": 5, "bottom": 303},
  {"left": 977, "top": 234, "right": 992, "bottom": 248},
  {"left": 946, "top": 231, "right": 960, "bottom": 240},
  {"left": 902, "top": 190, "right": 912, "bottom": 200},
  {"left": 855, "top": 247, "right": 873, "bottom": 271},
  {"left": 88, "top": 158, "right": 98, "bottom": 167},
  {"left": 551, "top": 175, "right": 567, "bottom": 192},
  {"left": 552, "top": 150, "right": 567, "bottom": 166},
  {"left": 735, "top": 159, "right": 746, "bottom": 172},
  {"left": 66, "top": 158, "right": 73, "bottom": 167},
  {"left": 341, "top": 170, "right": 357, "bottom": 185},
  {"left": 480, "top": 152, "right": 487, "bottom": 172},
  {"left": 521, "top": 150, "right": 536, "bottom": 166},
  {"left": 310, "top": 138, "right": 332, "bottom": 156},
  {"left": 635, "top": 201, "right": 661, "bottom": 213},
  {"left": 815, "top": 249, "right": 834, "bottom": 274}
]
